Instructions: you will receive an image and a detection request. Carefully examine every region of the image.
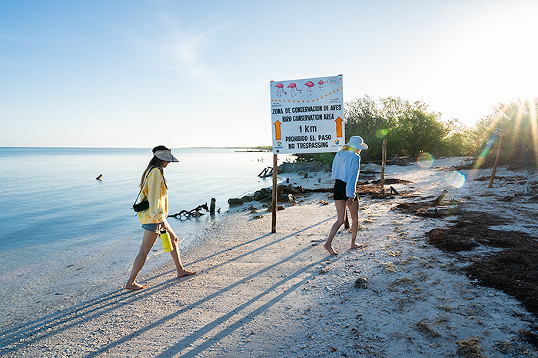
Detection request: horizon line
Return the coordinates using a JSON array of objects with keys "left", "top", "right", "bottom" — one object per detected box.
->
[{"left": 0, "top": 146, "right": 273, "bottom": 149}]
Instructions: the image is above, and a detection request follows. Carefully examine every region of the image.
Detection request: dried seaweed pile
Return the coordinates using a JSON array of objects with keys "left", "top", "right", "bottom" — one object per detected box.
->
[{"left": 425, "top": 211, "right": 538, "bottom": 317}]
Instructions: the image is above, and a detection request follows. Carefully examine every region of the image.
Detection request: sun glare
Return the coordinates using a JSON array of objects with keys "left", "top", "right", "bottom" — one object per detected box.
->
[{"left": 528, "top": 97, "right": 538, "bottom": 169}]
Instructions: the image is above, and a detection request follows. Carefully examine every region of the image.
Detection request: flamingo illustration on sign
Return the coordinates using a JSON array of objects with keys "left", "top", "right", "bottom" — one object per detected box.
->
[
  {"left": 304, "top": 81, "right": 315, "bottom": 95},
  {"left": 318, "top": 80, "right": 324, "bottom": 90},
  {"left": 287, "top": 82, "right": 301, "bottom": 96},
  {"left": 275, "top": 83, "right": 287, "bottom": 96}
]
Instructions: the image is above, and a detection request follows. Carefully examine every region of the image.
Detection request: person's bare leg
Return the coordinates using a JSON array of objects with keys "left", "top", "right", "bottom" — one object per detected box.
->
[
  {"left": 126, "top": 229, "right": 159, "bottom": 290},
  {"left": 324, "top": 200, "right": 346, "bottom": 255},
  {"left": 164, "top": 221, "right": 196, "bottom": 277},
  {"left": 348, "top": 199, "right": 362, "bottom": 249}
]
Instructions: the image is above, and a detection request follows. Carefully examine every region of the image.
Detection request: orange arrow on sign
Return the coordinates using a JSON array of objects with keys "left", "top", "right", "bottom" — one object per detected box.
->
[
  {"left": 335, "top": 117, "right": 344, "bottom": 138},
  {"left": 274, "top": 120, "right": 282, "bottom": 140}
]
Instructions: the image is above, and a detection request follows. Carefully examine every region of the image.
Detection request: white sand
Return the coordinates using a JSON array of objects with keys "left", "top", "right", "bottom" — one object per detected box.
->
[{"left": 1, "top": 157, "right": 537, "bottom": 357}]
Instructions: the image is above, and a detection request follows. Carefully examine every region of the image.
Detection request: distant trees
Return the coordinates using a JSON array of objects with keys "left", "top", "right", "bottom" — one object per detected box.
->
[
  {"left": 295, "top": 95, "right": 537, "bottom": 169},
  {"left": 344, "top": 95, "right": 472, "bottom": 161}
]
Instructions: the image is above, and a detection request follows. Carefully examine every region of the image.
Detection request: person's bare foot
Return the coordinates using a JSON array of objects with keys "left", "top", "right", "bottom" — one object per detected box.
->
[
  {"left": 177, "top": 269, "right": 196, "bottom": 278},
  {"left": 350, "top": 243, "right": 365, "bottom": 250},
  {"left": 125, "top": 282, "right": 147, "bottom": 291},
  {"left": 324, "top": 243, "right": 338, "bottom": 255}
]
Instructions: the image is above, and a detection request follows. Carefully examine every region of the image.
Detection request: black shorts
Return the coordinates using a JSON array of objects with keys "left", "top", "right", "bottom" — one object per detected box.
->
[{"left": 333, "top": 179, "right": 357, "bottom": 201}]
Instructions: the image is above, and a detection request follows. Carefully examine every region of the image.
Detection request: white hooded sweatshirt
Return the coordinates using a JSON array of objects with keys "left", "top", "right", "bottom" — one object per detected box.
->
[{"left": 331, "top": 149, "right": 361, "bottom": 198}]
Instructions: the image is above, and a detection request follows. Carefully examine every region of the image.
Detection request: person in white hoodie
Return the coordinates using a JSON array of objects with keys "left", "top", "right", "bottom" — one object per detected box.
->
[{"left": 324, "top": 136, "right": 368, "bottom": 255}]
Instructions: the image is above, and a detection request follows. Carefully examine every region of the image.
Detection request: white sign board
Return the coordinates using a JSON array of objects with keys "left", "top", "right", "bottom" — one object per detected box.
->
[{"left": 270, "top": 75, "right": 344, "bottom": 154}]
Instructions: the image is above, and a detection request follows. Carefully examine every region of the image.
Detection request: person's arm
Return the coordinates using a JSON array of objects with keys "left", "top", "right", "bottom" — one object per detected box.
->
[
  {"left": 146, "top": 169, "right": 165, "bottom": 221},
  {"left": 345, "top": 156, "right": 360, "bottom": 199}
]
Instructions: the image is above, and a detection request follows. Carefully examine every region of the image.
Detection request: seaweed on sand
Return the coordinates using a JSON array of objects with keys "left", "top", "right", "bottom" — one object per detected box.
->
[{"left": 425, "top": 211, "right": 538, "bottom": 317}]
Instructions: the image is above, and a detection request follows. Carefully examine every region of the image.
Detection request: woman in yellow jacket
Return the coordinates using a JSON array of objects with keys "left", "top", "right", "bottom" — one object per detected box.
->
[{"left": 126, "top": 146, "right": 196, "bottom": 290}]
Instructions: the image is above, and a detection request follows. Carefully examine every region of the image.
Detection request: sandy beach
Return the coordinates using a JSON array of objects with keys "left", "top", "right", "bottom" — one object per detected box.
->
[{"left": 1, "top": 157, "right": 537, "bottom": 357}]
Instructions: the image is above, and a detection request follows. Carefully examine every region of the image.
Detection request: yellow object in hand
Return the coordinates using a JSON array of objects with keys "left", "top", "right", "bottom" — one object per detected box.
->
[{"left": 160, "top": 230, "right": 172, "bottom": 252}]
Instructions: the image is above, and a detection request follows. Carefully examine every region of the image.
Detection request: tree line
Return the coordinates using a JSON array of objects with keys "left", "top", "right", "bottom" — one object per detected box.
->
[{"left": 300, "top": 95, "right": 538, "bottom": 169}]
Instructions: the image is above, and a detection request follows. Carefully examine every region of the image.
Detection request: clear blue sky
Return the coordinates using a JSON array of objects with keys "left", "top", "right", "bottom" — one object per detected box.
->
[{"left": 1, "top": 0, "right": 537, "bottom": 148}]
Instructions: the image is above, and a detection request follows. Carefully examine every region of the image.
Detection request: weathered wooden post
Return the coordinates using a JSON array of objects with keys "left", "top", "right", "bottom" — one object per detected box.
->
[
  {"left": 271, "top": 154, "right": 278, "bottom": 233},
  {"left": 381, "top": 139, "right": 387, "bottom": 195},
  {"left": 210, "top": 198, "right": 216, "bottom": 215},
  {"left": 488, "top": 135, "right": 504, "bottom": 188}
]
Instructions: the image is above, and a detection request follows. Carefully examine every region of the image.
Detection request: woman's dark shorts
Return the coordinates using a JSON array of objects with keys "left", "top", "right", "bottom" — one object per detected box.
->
[
  {"left": 142, "top": 223, "right": 162, "bottom": 233},
  {"left": 333, "top": 179, "right": 357, "bottom": 201}
]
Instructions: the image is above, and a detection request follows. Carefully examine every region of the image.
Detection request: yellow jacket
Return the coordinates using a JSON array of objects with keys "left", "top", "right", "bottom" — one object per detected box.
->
[{"left": 137, "top": 168, "right": 168, "bottom": 224}]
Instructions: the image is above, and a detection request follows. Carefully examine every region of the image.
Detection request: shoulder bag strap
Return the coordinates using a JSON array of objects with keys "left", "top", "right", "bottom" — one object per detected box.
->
[{"left": 133, "top": 168, "right": 153, "bottom": 205}]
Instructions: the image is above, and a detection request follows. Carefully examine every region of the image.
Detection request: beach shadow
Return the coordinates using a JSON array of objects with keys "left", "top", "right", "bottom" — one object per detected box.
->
[
  {"left": 1, "top": 217, "right": 333, "bottom": 356},
  {"left": 83, "top": 244, "right": 325, "bottom": 358},
  {"left": 140, "top": 216, "right": 331, "bottom": 282},
  {"left": 0, "top": 273, "right": 186, "bottom": 352},
  {"left": 158, "top": 255, "right": 325, "bottom": 358},
  {"left": 81, "top": 217, "right": 332, "bottom": 357}
]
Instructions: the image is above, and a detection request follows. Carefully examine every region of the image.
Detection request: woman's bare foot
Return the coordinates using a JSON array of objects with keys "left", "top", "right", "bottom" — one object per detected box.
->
[
  {"left": 350, "top": 243, "right": 365, "bottom": 250},
  {"left": 324, "top": 243, "right": 338, "bottom": 255},
  {"left": 177, "top": 269, "right": 197, "bottom": 278},
  {"left": 125, "top": 282, "right": 147, "bottom": 291}
]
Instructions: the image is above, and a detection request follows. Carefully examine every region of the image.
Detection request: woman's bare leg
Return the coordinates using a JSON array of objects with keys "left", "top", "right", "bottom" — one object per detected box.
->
[
  {"left": 324, "top": 200, "right": 347, "bottom": 255},
  {"left": 163, "top": 220, "right": 196, "bottom": 277},
  {"left": 126, "top": 229, "right": 159, "bottom": 290},
  {"left": 347, "top": 199, "right": 361, "bottom": 249}
]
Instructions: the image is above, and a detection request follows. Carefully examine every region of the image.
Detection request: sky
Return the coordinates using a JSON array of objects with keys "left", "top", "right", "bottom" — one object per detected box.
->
[{"left": 1, "top": 0, "right": 537, "bottom": 148}]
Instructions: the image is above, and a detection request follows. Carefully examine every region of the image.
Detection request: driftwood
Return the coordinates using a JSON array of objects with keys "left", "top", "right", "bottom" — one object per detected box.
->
[
  {"left": 258, "top": 167, "right": 273, "bottom": 178},
  {"left": 168, "top": 203, "right": 209, "bottom": 219},
  {"left": 302, "top": 187, "right": 332, "bottom": 193},
  {"left": 301, "top": 184, "right": 401, "bottom": 197},
  {"left": 228, "top": 180, "right": 406, "bottom": 208}
]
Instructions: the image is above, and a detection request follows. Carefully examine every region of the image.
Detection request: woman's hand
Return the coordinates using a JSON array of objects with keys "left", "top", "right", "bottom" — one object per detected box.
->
[{"left": 346, "top": 197, "right": 354, "bottom": 206}]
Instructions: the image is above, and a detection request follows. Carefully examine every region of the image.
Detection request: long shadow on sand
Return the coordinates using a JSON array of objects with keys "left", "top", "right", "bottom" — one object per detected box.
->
[{"left": 0, "top": 216, "right": 333, "bottom": 357}]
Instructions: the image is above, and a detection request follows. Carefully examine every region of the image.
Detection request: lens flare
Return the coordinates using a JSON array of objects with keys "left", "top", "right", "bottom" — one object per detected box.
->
[
  {"left": 417, "top": 152, "right": 435, "bottom": 168},
  {"left": 376, "top": 129, "right": 389, "bottom": 138},
  {"left": 446, "top": 171, "right": 466, "bottom": 188},
  {"left": 474, "top": 129, "right": 500, "bottom": 169}
]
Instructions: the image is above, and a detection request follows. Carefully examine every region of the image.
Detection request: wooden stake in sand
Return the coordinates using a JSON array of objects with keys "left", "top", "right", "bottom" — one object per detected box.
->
[
  {"left": 210, "top": 198, "right": 216, "bottom": 215},
  {"left": 381, "top": 139, "right": 387, "bottom": 195},
  {"left": 488, "top": 135, "right": 504, "bottom": 188},
  {"left": 271, "top": 154, "right": 278, "bottom": 233}
]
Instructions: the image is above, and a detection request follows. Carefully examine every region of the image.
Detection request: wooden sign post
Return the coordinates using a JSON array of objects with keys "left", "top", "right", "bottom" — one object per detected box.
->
[{"left": 271, "top": 154, "right": 278, "bottom": 233}]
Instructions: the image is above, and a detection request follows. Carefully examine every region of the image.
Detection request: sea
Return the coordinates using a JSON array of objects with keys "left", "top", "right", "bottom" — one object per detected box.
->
[{"left": 0, "top": 147, "right": 291, "bottom": 326}]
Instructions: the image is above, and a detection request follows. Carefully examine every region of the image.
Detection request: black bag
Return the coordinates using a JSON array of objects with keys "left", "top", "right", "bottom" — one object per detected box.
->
[
  {"left": 132, "top": 170, "right": 152, "bottom": 212},
  {"left": 133, "top": 200, "right": 149, "bottom": 212}
]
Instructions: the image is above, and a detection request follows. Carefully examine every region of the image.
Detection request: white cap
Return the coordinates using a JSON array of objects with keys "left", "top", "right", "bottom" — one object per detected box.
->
[
  {"left": 346, "top": 136, "right": 368, "bottom": 150},
  {"left": 154, "top": 149, "right": 179, "bottom": 162}
]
